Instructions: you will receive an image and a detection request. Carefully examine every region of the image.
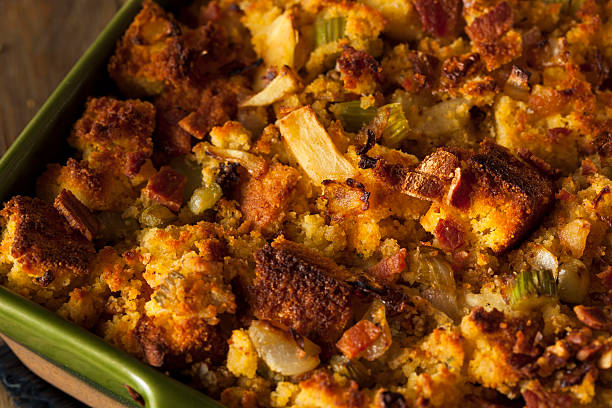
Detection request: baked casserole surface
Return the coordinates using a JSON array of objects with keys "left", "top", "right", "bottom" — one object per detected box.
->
[{"left": 3, "top": 0, "right": 612, "bottom": 406}]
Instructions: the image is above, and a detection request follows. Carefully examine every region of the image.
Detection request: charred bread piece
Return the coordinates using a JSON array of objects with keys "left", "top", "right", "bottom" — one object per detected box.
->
[
  {"left": 377, "top": 140, "right": 554, "bottom": 254},
  {"left": 250, "top": 237, "right": 352, "bottom": 344},
  {"left": 0, "top": 196, "right": 94, "bottom": 293}
]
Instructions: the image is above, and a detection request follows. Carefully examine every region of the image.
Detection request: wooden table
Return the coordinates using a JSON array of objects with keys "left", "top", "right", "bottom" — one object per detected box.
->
[{"left": 0, "top": 1, "right": 125, "bottom": 405}]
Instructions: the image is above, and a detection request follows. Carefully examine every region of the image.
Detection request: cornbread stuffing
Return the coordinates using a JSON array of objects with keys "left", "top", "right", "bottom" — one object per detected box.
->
[{"left": 4, "top": 0, "right": 612, "bottom": 406}]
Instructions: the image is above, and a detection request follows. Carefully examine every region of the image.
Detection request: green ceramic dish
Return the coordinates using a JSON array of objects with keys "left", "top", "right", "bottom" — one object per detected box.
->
[{"left": 0, "top": 1, "right": 223, "bottom": 407}]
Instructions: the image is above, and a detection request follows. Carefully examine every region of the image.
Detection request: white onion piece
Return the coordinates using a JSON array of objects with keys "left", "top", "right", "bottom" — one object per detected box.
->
[
  {"left": 559, "top": 219, "right": 591, "bottom": 258},
  {"left": 248, "top": 320, "right": 320, "bottom": 376},
  {"left": 530, "top": 245, "right": 559, "bottom": 275}
]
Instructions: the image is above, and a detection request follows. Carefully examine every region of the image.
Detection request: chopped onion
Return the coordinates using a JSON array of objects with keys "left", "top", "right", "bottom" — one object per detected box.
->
[
  {"left": 559, "top": 219, "right": 591, "bottom": 258},
  {"left": 557, "top": 258, "right": 590, "bottom": 304},
  {"left": 530, "top": 245, "right": 558, "bottom": 276},
  {"left": 202, "top": 144, "right": 268, "bottom": 178},
  {"left": 248, "top": 320, "right": 320, "bottom": 376}
]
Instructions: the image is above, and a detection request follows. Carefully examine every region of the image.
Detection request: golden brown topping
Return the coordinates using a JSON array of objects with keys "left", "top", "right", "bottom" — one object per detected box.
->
[
  {"left": 296, "top": 370, "right": 368, "bottom": 408},
  {"left": 441, "top": 53, "right": 482, "bottom": 86},
  {"left": 239, "top": 163, "right": 299, "bottom": 235},
  {"left": 143, "top": 166, "right": 187, "bottom": 212},
  {"left": 70, "top": 97, "right": 155, "bottom": 177},
  {"left": 53, "top": 189, "right": 99, "bottom": 241},
  {"left": 322, "top": 178, "right": 370, "bottom": 222},
  {"left": 337, "top": 46, "right": 383, "bottom": 93},
  {"left": 0, "top": 196, "right": 95, "bottom": 281},
  {"left": 251, "top": 239, "right": 351, "bottom": 344}
]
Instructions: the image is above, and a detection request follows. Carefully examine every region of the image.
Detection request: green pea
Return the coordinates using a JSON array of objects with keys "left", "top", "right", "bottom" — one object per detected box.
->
[
  {"left": 188, "top": 184, "right": 222, "bottom": 215},
  {"left": 139, "top": 204, "right": 177, "bottom": 228},
  {"left": 169, "top": 155, "right": 203, "bottom": 200},
  {"left": 558, "top": 258, "right": 590, "bottom": 304}
]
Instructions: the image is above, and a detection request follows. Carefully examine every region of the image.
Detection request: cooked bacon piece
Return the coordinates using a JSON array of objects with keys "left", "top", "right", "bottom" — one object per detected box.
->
[
  {"left": 143, "top": 166, "right": 187, "bottom": 212},
  {"left": 337, "top": 46, "right": 383, "bottom": 94},
  {"left": 0, "top": 196, "right": 95, "bottom": 281},
  {"left": 250, "top": 238, "right": 352, "bottom": 344},
  {"left": 521, "top": 383, "right": 572, "bottom": 408},
  {"left": 322, "top": 178, "right": 370, "bottom": 222},
  {"left": 336, "top": 320, "right": 382, "bottom": 359},
  {"left": 547, "top": 127, "right": 571, "bottom": 144},
  {"left": 367, "top": 248, "right": 407, "bottom": 285},
  {"left": 434, "top": 218, "right": 465, "bottom": 251},
  {"left": 53, "top": 189, "right": 99, "bottom": 241},
  {"left": 413, "top": 0, "right": 461, "bottom": 37},
  {"left": 574, "top": 305, "right": 612, "bottom": 331},
  {"left": 516, "top": 149, "right": 556, "bottom": 177},
  {"left": 581, "top": 158, "right": 598, "bottom": 175},
  {"left": 466, "top": 2, "right": 513, "bottom": 44},
  {"left": 239, "top": 163, "right": 299, "bottom": 235},
  {"left": 407, "top": 51, "right": 440, "bottom": 91},
  {"left": 446, "top": 168, "right": 474, "bottom": 209}
]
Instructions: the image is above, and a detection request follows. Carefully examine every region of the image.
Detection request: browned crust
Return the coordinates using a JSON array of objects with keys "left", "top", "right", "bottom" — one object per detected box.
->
[
  {"left": 250, "top": 239, "right": 352, "bottom": 344},
  {"left": 239, "top": 163, "right": 299, "bottom": 235},
  {"left": 1, "top": 196, "right": 94, "bottom": 279},
  {"left": 337, "top": 46, "right": 383, "bottom": 90},
  {"left": 70, "top": 97, "right": 155, "bottom": 177}
]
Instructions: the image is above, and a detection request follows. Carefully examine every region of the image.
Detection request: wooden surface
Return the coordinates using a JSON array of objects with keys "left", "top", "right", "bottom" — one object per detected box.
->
[
  {"left": 0, "top": 1, "right": 126, "bottom": 406},
  {"left": 0, "top": 0, "right": 125, "bottom": 155}
]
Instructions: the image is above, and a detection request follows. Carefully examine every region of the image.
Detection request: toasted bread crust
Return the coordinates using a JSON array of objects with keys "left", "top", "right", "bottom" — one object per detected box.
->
[
  {"left": 251, "top": 240, "right": 351, "bottom": 343},
  {"left": 1, "top": 196, "right": 94, "bottom": 279}
]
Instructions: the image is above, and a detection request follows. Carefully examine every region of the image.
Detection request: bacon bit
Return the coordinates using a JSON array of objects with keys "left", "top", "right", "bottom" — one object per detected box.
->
[
  {"left": 547, "top": 127, "right": 571, "bottom": 144},
  {"left": 135, "top": 318, "right": 168, "bottom": 367},
  {"left": 54, "top": 189, "right": 99, "bottom": 241},
  {"left": 517, "top": 148, "right": 557, "bottom": 177},
  {"left": 322, "top": 178, "right": 370, "bottom": 222},
  {"left": 143, "top": 166, "right": 187, "bottom": 212},
  {"left": 413, "top": 0, "right": 461, "bottom": 37},
  {"left": 466, "top": 2, "right": 513, "bottom": 44},
  {"left": 555, "top": 189, "right": 575, "bottom": 202},
  {"left": 367, "top": 249, "right": 407, "bottom": 285},
  {"left": 581, "top": 158, "right": 598, "bottom": 175},
  {"left": 337, "top": 46, "right": 383, "bottom": 90},
  {"left": 336, "top": 320, "right": 382, "bottom": 359},
  {"left": 574, "top": 305, "right": 612, "bottom": 331},
  {"left": 379, "top": 390, "right": 407, "bottom": 408},
  {"left": 402, "top": 171, "right": 446, "bottom": 201},
  {"left": 373, "top": 160, "right": 408, "bottom": 189},
  {"left": 446, "top": 168, "right": 474, "bottom": 210},
  {"left": 595, "top": 131, "right": 612, "bottom": 158},
  {"left": 442, "top": 53, "right": 482, "bottom": 85},
  {"left": 434, "top": 218, "right": 465, "bottom": 251},
  {"left": 596, "top": 266, "right": 612, "bottom": 290}
]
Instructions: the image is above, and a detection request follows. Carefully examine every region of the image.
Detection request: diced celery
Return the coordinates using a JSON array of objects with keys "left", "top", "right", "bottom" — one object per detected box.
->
[{"left": 315, "top": 16, "right": 346, "bottom": 48}]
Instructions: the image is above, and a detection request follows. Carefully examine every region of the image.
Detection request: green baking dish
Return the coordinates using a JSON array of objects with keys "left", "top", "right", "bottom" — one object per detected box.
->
[{"left": 0, "top": 1, "right": 223, "bottom": 407}]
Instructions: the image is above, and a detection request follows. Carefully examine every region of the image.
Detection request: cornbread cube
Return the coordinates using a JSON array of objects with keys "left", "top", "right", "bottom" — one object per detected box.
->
[
  {"left": 0, "top": 196, "right": 95, "bottom": 308},
  {"left": 108, "top": 1, "right": 183, "bottom": 96},
  {"left": 250, "top": 238, "right": 351, "bottom": 344},
  {"left": 69, "top": 97, "right": 155, "bottom": 177},
  {"left": 37, "top": 158, "right": 137, "bottom": 212}
]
